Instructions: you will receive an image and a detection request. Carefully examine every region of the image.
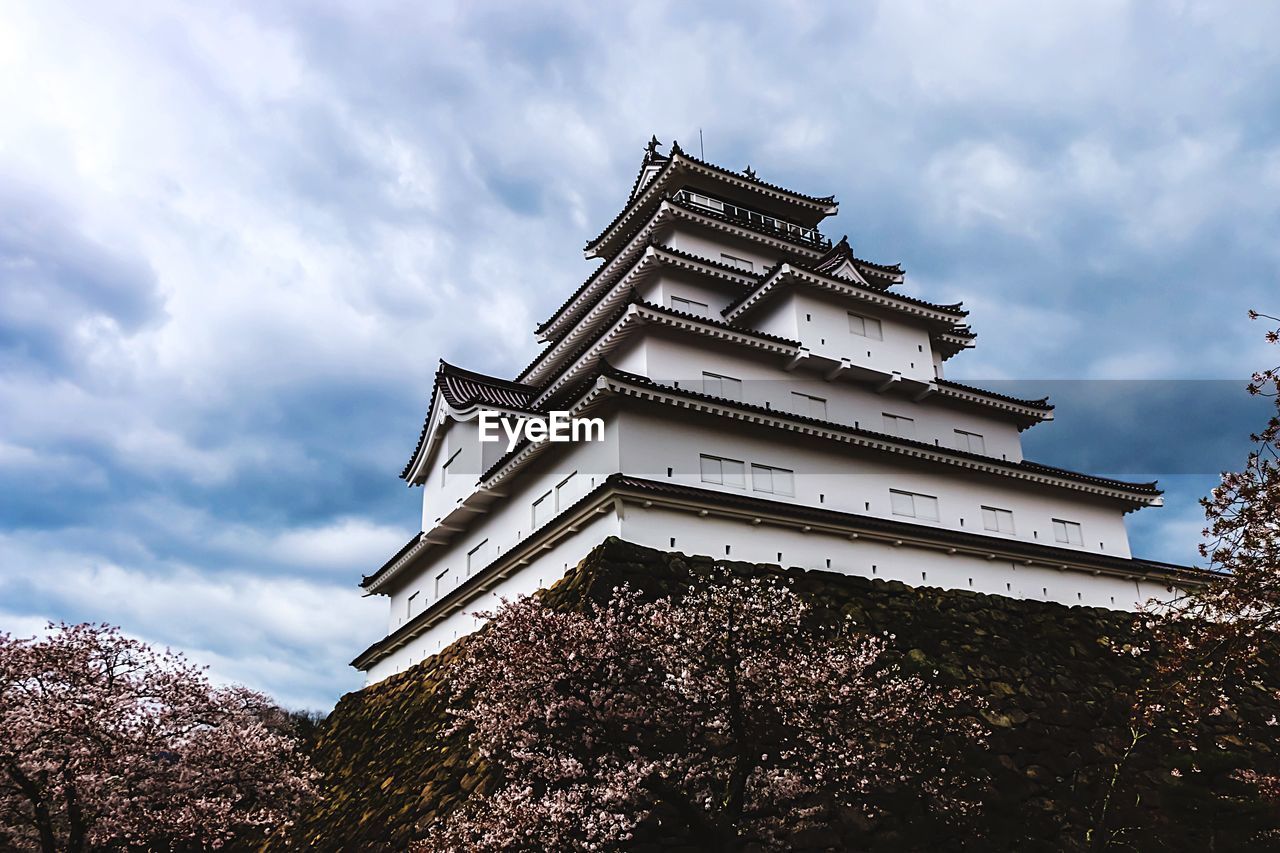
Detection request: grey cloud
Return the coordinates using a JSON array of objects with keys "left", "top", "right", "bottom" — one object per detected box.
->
[
  {"left": 0, "top": 180, "right": 165, "bottom": 373},
  {"left": 1, "top": 0, "right": 1278, "bottom": 708}
]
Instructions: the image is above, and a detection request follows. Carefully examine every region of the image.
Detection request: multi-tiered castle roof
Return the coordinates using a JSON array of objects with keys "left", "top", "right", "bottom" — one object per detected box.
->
[{"left": 353, "top": 138, "right": 1198, "bottom": 682}]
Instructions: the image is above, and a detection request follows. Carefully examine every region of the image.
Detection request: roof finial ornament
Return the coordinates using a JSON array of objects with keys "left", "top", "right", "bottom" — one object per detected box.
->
[
  {"left": 645, "top": 135, "right": 662, "bottom": 160},
  {"left": 744, "top": 165, "right": 756, "bottom": 180},
  {"left": 670, "top": 139, "right": 685, "bottom": 156}
]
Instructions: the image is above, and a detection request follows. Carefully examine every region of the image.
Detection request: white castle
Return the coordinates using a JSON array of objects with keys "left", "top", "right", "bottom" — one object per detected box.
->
[{"left": 353, "top": 138, "right": 1195, "bottom": 683}]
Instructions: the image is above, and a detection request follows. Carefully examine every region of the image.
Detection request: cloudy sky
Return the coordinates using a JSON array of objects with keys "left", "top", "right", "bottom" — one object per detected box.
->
[{"left": 2, "top": 1, "right": 1278, "bottom": 709}]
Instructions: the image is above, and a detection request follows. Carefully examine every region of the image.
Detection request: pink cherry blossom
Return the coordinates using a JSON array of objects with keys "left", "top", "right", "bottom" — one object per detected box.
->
[
  {"left": 1106, "top": 312, "right": 1280, "bottom": 836},
  {"left": 0, "top": 623, "right": 315, "bottom": 852},
  {"left": 416, "top": 573, "right": 987, "bottom": 851}
]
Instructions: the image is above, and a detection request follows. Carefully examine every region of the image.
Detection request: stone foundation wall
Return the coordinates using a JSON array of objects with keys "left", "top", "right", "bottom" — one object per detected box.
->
[{"left": 272, "top": 537, "right": 1280, "bottom": 852}]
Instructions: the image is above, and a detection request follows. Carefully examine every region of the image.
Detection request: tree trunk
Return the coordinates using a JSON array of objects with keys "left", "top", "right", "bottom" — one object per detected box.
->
[
  {"left": 64, "top": 775, "right": 86, "bottom": 853},
  {"left": 6, "top": 764, "right": 59, "bottom": 853}
]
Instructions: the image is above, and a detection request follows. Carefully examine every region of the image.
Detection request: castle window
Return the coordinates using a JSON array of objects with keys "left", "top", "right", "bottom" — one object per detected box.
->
[
  {"left": 702, "top": 372, "right": 742, "bottom": 401},
  {"left": 670, "top": 295, "right": 710, "bottom": 317},
  {"left": 790, "top": 391, "right": 827, "bottom": 418},
  {"left": 466, "top": 539, "right": 488, "bottom": 576},
  {"left": 890, "top": 489, "right": 939, "bottom": 522},
  {"left": 848, "top": 312, "right": 883, "bottom": 340},
  {"left": 434, "top": 568, "right": 450, "bottom": 599},
  {"left": 441, "top": 446, "right": 462, "bottom": 488},
  {"left": 700, "top": 454, "right": 746, "bottom": 488},
  {"left": 555, "top": 471, "right": 578, "bottom": 511},
  {"left": 406, "top": 591, "right": 420, "bottom": 619},
  {"left": 1053, "top": 519, "right": 1084, "bottom": 546},
  {"left": 955, "top": 429, "right": 986, "bottom": 454},
  {"left": 982, "top": 506, "right": 1015, "bottom": 534},
  {"left": 751, "top": 463, "right": 794, "bottom": 496},
  {"left": 720, "top": 252, "right": 754, "bottom": 272},
  {"left": 883, "top": 413, "right": 916, "bottom": 439},
  {"left": 532, "top": 489, "right": 554, "bottom": 528}
]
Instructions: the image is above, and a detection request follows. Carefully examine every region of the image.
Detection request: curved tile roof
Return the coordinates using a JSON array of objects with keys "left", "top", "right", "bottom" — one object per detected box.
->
[
  {"left": 936, "top": 378, "right": 1054, "bottom": 411},
  {"left": 584, "top": 147, "right": 838, "bottom": 254},
  {"left": 398, "top": 362, "right": 538, "bottom": 480},
  {"left": 721, "top": 259, "right": 967, "bottom": 320}
]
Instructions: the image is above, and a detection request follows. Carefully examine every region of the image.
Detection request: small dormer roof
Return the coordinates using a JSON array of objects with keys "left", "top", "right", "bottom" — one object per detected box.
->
[
  {"left": 399, "top": 362, "right": 538, "bottom": 482},
  {"left": 813, "top": 236, "right": 905, "bottom": 287}
]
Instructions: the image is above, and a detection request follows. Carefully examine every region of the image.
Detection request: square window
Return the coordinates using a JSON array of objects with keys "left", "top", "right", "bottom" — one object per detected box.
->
[
  {"left": 466, "top": 539, "right": 489, "bottom": 575},
  {"left": 670, "top": 295, "right": 710, "bottom": 317},
  {"left": 890, "top": 489, "right": 939, "bottom": 521},
  {"left": 703, "top": 372, "right": 743, "bottom": 401},
  {"left": 791, "top": 391, "right": 827, "bottom": 418},
  {"left": 532, "top": 490, "right": 553, "bottom": 528},
  {"left": 555, "top": 471, "right": 577, "bottom": 511},
  {"left": 955, "top": 429, "right": 986, "bottom": 454},
  {"left": 849, "top": 313, "right": 884, "bottom": 340},
  {"left": 751, "top": 463, "right": 795, "bottom": 496},
  {"left": 1053, "top": 519, "right": 1084, "bottom": 545},
  {"left": 982, "top": 506, "right": 1016, "bottom": 534},
  {"left": 883, "top": 413, "right": 916, "bottom": 439},
  {"left": 441, "top": 447, "right": 462, "bottom": 488},
  {"left": 700, "top": 454, "right": 745, "bottom": 488},
  {"left": 720, "top": 252, "right": 754, "bottom": 272}
]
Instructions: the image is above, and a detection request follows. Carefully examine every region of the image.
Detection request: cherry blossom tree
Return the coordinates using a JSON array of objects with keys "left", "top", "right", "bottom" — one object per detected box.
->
[
  {"left": 0, "top": 623, "right": 315, "bottom": 852},
  {"left": 1141, "top": 313, "right": 1280, "bottom": 739},
  {"left": 1092, "top": 314, "right": 1280, "bottom": 848},
  {"left": 418, "top": 571, "right": 987, "bottom": 851}
]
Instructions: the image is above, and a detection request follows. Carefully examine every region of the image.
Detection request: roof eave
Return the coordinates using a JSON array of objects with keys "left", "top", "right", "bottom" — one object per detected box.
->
[{"left": 583, "top": 152, "right": 839, "bottom": 258}]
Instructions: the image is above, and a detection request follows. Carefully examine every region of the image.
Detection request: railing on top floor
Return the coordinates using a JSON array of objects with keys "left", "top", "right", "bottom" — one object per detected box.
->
[{"left": 671, "top": 189, "right": 831, "bottom": 250}]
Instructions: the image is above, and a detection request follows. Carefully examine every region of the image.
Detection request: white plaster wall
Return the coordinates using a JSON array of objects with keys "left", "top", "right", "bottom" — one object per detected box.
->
[
  {"left": 634, "top": 267, "right": 742, "bottom": 317},
  {"left": 620, "top": 507, "right": 1169, "bottom": 611},
  {"left": 395, "top": 420, "right": 623, "bottom": 631},
  {"left": 608, "top": 334, "right": 648, "bottom": 375},
  {"left": 369, "top": 496, "right": 1169, "bottom": 683},
  {"left": 753, "top": 298, "right": 800, "bottom": 341},
  {"left": 366, "top": 511, "right": 621, "bottom": 683},
  {"left": 616, "top": 407, "right": 1133, "bottom": 558},
  {"left": 662, "top": 223, "right": 783, "bottom": 273},
  {"left": 418, "top": 421, "right": 483, "bottom": 530},
  {"left": 367, "top": 401, "right": 1159, "bottom": 682},
  {"left": 635, "top": 331, "right": 1025, "bottom": 463},
  {"left": 792, "top": 290, "right": 937, "bottom": 385}
]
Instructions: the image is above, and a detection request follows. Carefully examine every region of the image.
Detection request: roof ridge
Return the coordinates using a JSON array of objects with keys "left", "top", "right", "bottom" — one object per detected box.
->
[
  {"left": 583, "top": 146, "right": 838, "bottom": 253},
  {"left": 814, "top": 234, "right": 904, "bottom": 278},
  {"left": 671, "top": 150, "right": 838, "bottom": 206},
  {"left": 723, "top": 258, "right": 968, "bottom": 320},
  {"left": 790, "top": 258, "right": 966, "bottom": 314},
  {"left": 542, "top": 195, "right": 831, "bottom": 337},
  {"left": 400, "top": 362, "right": 538, "bottom": 481},
  {"left": 523, "top": 240, "right": 765, "bottom": 381},
  {"left": 632, "top": 299, "right": 802, "bottom": 348},
  {"left": 437, "top": 359, "right": 536, "bottom": 392},
  {"left": 531, "top": 292, "right": 803, "bottom": 402}
]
